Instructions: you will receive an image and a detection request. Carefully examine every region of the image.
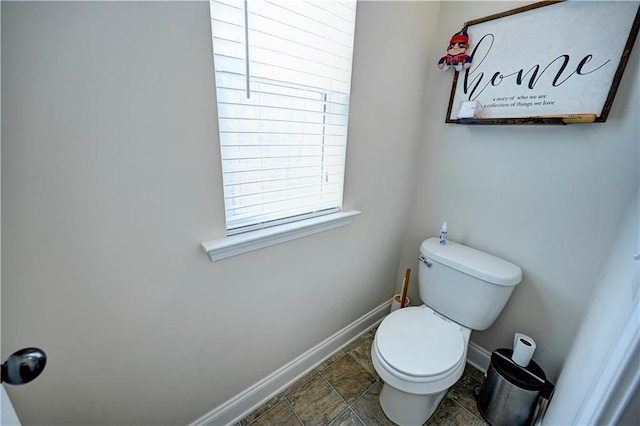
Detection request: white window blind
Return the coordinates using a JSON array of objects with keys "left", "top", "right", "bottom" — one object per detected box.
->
[{"left": 209, "top": 0, "right": 357, "bottom": 235}]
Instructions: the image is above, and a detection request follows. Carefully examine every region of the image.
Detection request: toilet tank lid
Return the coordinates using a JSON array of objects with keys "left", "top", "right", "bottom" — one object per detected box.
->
[{"left": 420, "top": 238, "right": 522, "bottom": 286}]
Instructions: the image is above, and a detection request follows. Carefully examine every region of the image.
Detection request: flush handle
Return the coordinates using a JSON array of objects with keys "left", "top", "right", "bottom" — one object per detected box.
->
[{"left": 418, "top": 255, "right": 432, "bottom": 268}]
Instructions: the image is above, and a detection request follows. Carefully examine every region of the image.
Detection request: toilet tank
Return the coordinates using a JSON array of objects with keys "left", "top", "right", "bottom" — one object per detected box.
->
[{"left": 418, "top": 238, "right": 522, "bottom": 331}]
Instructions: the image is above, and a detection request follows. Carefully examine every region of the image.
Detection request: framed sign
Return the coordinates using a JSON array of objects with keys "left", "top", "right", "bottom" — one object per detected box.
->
[{"left": 446, "top": 0, "right": 640, "bottom": 124}]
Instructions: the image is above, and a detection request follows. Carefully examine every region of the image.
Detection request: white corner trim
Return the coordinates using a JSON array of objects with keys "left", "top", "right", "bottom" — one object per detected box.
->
[
  {"left": 189, "top": 298, "right": 391, "bottom": 426},
  {"left": 201, "top": 210, "right": 361, "bottom": 261},
  {"left": 572, "top": 297, "right": 640, "bottom": 425},
  {"left": 2, "top": 385, "right": 22, "bottom": 426}
]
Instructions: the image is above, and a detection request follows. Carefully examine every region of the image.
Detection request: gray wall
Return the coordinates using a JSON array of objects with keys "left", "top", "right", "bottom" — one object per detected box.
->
[
  {"left": 396, "top": 1, "right": 639, "bottom": 380},
  {"left": 1, "top": 1, "right": 438, "bottom": 424}
]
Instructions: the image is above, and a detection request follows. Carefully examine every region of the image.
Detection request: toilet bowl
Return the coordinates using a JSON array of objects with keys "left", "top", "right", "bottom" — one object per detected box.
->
[
  {"left": 372, "top": 305, "right": 471, "bottom": 425},
  {"left": 372, "top": 238, "right": 522, "bottom": 425}
]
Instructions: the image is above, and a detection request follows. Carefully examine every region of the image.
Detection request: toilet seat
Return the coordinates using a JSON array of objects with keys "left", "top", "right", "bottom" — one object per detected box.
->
[{"left": 375, "top": 306, "right": 465, "bottom": 380}]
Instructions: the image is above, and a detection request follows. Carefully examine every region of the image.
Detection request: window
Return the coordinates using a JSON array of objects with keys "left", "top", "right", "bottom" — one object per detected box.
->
[{"left": 209, "top": 0, "right": 357, "bottom": 235}]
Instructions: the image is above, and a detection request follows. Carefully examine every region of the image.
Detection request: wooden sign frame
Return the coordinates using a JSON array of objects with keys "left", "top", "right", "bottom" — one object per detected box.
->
[{"left": 445, "top": 1, "right": 640, "bottom": 125}]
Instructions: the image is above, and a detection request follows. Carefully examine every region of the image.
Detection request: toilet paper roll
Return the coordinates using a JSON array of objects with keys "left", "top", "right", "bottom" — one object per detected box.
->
[{"left": 512, "top": 333, "right": 536, "bottom": 367}]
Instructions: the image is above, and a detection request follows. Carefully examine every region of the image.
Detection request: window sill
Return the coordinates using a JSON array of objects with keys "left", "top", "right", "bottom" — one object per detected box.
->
[{"left": 201, "top": 210, "right": 361, "bottom": 261}]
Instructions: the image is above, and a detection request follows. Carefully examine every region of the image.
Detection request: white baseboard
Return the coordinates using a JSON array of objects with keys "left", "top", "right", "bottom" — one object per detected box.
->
[
  {"left": 190, "top": 299, "right": 392, "bottom": 426},
  {"left": 190, "top": 302, "right": 494, "bottom": 426},
  {"left": 466, "top": 340, "right": 492, "bottom": 373}
]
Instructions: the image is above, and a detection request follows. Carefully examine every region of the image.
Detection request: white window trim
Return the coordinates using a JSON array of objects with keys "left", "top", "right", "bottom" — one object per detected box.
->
[{"left": 201, "top": 210, "right": 361, "bottom": 261}]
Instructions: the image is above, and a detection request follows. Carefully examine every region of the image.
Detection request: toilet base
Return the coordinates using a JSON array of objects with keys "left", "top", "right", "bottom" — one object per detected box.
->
[{"left": 379, "top": 382, "right": 447, "bottom": 425}]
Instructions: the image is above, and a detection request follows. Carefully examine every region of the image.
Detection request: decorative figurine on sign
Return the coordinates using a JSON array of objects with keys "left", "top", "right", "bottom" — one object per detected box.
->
[{"left": 438, "top": 31, "right": 471, "bottom": 72}]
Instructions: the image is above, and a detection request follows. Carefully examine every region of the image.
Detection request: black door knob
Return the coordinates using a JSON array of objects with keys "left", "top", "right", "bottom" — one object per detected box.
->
[{"left": 1, "top": 347, "right": 47, "bottom": 385}]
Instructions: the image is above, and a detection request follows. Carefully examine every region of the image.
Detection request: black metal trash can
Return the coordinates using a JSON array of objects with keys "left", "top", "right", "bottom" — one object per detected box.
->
[{"left": 475, "top": 348, "right": 554, "bottom": 426}]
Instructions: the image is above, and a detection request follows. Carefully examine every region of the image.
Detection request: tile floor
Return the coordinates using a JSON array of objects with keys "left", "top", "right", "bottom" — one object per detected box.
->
[{"left": 235, "top": 326, "right": 489, "bottom": 426}]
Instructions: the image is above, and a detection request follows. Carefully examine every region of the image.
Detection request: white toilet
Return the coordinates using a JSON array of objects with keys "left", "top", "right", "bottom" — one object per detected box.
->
[{"left": 372, "top": 237, "right": 522, "bottom": 425}]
